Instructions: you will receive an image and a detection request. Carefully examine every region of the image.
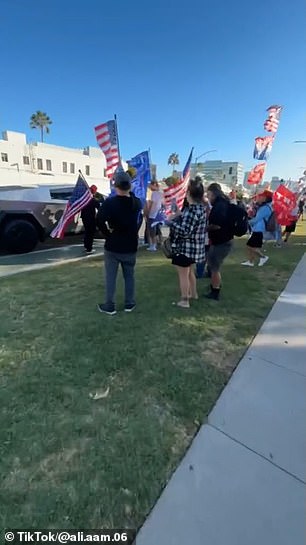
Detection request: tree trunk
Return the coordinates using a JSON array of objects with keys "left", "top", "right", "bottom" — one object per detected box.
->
[{"left": 41, "top": 126, "right": 44, "bottom": 143}]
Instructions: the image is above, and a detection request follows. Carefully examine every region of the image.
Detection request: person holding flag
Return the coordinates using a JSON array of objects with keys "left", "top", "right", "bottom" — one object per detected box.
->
[
  {"left": 241, "top": 190, "right": 272, "bottom": 267},
  {"left": 80, "top": 185, "right": 102, "bottom": 254}
]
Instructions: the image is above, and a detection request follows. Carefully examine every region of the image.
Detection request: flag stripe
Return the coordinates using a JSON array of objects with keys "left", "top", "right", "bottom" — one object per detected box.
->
[
  {"left": 50, "top": 176, "right": 92, "bottom": 239},
  {"left": 95, "top": 120, "right": 120, "bottom": 178},
  {"left": 163, "top": 148, "right": 193, "bottom": 214}
]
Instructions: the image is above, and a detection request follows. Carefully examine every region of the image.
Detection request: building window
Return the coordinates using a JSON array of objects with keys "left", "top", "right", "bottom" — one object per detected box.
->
[
  {"left": 223, "top": 174, "right": 226, "bottom": 179},
  {"left": 70, "top": 163, "right": 75, "bottom": 174},
  {"left": 37, "top": 158, "right": 43, "bottom": 170},
  {"left": 63, "top": 161, "right": 67, "bottom": 173},
  {"left": 46, "top": 159, "right": 52, "bottom": 171},
  {"left": 229, "top": 167, "right": 233, "bottom": 175},
  {"left": 23, "top": 156, "right": 30, "bottom": 165},
  {"left": 1, "top": 153, "right": 8, "bottom": 162},
  {"left": 85, "top": 165, "right": 90, "bottom": 176}
]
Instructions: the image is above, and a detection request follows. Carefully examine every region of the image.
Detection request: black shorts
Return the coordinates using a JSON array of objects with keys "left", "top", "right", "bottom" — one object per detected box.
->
[
  {"left": 172, "top": 254, "right": 195, "bottom": 268},
  {"left": 148, "top": 218, "right": 158, "bottom": 237},
  {"left": 247, "top": 232, "right": 263, "bottom": 248},
  {"left": 285, "top": 222, "right": 296, "bottom": 233},
  {"left": 207, "top": 242, "right": 232, "bottom": 273}
]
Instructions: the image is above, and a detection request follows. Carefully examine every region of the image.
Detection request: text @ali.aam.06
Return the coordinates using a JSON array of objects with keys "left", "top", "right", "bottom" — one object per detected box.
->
[{"left": 4, "top": 530, "right": 136, "bottom": 544}]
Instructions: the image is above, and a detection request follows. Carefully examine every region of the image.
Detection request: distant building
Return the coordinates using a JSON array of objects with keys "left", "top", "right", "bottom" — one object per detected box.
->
[
  {"left": 243, "top": 171, "right": 251, "bottom": 187},
  {"left": 270, "top": 176, "right": 280, "bottom": 191},
  {"left": 191, "top": 160, "right": 244, "bottom": 187},
  {"left": 0, "top": 130, "right": 109, "bottom": 193}
]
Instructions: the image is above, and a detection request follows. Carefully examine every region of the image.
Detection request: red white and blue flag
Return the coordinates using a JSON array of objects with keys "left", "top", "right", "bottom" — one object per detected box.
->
[
  {"left": 164, "top": 148, "right": 193, "bottom": 212},
  {"left": 95, "top": 120, "right": 120, "bottom": 178},
  {"left": 253, "top": 136, "right": 274, "bottom": 160},
  {"left": 264, "top": 105, "right": 282, "bottom": 133},
  {"left": 50, "top": 176, "right": 92, "bottom": 239}
]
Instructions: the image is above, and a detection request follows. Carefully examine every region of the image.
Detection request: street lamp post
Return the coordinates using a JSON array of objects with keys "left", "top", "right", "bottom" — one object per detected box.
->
[{"left": 195, "top": 149, "right": 218, "bottom": 164}]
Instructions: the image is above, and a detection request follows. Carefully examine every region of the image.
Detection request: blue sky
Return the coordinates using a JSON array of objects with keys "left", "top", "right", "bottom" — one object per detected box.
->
[{"left": 1, "top": 0, "right": 305, "bottom": 180}]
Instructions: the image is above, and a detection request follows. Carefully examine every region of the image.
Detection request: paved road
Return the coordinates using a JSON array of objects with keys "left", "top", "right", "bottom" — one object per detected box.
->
[
  {"left": 0, "top": 239, "right": 105, "bottom": 278},
  {"left": 137, "top": 255, "right": 306, "bottom": 545}
]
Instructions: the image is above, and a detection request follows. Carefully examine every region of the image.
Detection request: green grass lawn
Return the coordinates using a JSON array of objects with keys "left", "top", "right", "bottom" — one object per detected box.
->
[{"left": 0, "top": 222, "right": 305, "bottom": 530}]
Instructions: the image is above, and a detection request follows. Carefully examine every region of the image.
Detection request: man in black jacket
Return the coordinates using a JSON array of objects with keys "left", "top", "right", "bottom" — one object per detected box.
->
[
  {"left": 206, "top": 183, "right": 233, "bottom": 300},
  {"left": 80, "top": 185, "right": 102, "bottom": 253},
  {"left": 96, "top": 172, "right": 142, "bottom": 315}
]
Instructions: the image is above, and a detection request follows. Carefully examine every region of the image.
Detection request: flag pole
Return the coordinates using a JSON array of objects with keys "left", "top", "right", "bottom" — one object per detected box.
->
[
  {"left": 148, "top": 147, "right": 153, "bottom": 181},
  {"left": 114, "top": 114, "right": 122, "bottom": 165},
  {"left": 78, "top": 169, "right": 90, "bottom": 187}
]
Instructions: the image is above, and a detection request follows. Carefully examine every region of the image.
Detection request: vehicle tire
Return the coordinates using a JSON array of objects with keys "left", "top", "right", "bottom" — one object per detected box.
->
[{"left": 2, "top": 219, "right": 39, "bottom": 254}]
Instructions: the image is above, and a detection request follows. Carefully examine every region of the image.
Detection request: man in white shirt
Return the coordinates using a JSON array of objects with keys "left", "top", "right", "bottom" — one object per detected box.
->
[{"left": 146, "top": 181, "right": 164, "bottom": 251}]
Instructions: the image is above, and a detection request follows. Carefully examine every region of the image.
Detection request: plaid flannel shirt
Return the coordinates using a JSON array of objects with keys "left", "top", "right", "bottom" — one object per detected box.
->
[{"left": 170, "top": 203, "right": 206, "bottom": 262}]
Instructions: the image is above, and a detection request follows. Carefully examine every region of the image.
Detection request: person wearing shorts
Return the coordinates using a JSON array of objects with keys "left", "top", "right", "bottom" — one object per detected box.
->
[
  {"left": 169, "top": 180, "right": 206, "bottom": 308},
  {"left": 283, "top": 206, "right": 298, "bottom": 243},
  {"left": 206, "top": 183, "right": 234, "bottom": 300},
  {"left": 146, "top": 181, "right": 164, "bottom": 251},
  {"left": 242, "top": 190, "right": 272, "bottom": 267}
]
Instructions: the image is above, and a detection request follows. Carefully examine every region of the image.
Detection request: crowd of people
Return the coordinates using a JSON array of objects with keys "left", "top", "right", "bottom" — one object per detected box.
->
[{"left": 79, "top": 171, "right": 304, "bottom": 314}]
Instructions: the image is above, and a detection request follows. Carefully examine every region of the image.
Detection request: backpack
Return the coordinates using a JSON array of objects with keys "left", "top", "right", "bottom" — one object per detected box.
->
[
  {"left": 229, "top": 203, "right": 248, "bottom": 237},
  {"left": 264, "top": 205, "right": 277, "bottom": 232}
]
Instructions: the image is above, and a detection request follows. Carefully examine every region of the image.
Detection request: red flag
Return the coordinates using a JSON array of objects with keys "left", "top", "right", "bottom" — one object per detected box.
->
[
  {"left": 247, "top": 163, "right": 266, "bottom": 185},
  {"left": 273, "top": 185, "right": 297, "bottom": 226}
]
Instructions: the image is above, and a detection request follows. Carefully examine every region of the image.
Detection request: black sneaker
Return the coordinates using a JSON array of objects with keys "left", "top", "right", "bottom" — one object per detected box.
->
[
  {"left": 124, "top": 304, "right": 136, "bottom": 313},
  {"left": 97, "top": 304, "right": 117, "bottom": 316}
]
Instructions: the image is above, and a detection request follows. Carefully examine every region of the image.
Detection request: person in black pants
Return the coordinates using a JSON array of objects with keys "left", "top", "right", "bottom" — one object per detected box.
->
[
  {"left": 81, "top": 185, "right": 101, "bottom": 253},
  {"left": 96, "top": 172, "right": 142, "bottom": 315}
]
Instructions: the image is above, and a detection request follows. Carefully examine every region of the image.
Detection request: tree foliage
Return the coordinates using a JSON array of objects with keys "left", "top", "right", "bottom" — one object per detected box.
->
[{"left": 30, "top": 111, "right": 53, "bottom": 142}]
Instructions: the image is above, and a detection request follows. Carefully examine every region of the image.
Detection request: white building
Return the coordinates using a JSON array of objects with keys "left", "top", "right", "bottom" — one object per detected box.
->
[
  {"left": 0, "top": 130, "right": 110, "bottom": 194},
  {"left": 192, "top": 160, "right": 244, "bottom": 187}
]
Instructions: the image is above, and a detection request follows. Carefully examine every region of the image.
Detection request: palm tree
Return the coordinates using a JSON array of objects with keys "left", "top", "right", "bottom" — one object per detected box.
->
[
  {"left": 30, "top": 111, "right": 53, "bottom": 142},
  {"left": 168, "top": 153, "right": 180, "bottom": 174}
]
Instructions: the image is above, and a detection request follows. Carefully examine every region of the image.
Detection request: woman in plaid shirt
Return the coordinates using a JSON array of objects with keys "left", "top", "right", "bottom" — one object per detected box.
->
[{"left": 170, "top": 180, "right": 206, "bottom": 308}]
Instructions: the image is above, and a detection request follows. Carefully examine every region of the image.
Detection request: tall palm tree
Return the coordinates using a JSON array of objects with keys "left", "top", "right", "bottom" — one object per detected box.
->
[
  {"left": 168, "top": 153, "right": 180, "bottom": 174},
  {"left": 30, "top": 111, "right": 53, "bottom": 142}
]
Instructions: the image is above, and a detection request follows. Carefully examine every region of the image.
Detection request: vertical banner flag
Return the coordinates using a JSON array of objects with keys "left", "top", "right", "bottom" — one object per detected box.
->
[
  {"left": 127, "top": 151, "right": 151, "bottom": 206},
  {"left": 273, "top": 184, "right": 297, "bottom": 226},
  {"left": 50, "top": 175, "right": 92, "bottom": 239},
  {"left": 247, "top": 163, "right": 266, "bottom": 185},
  {"left": 253, "top": 136, "right": 274, "bottom": 160},
  {"left": 95, "top": 120, "right": 120, "bottom": 178},
  {"left": 264, "top": 105, "right": 282, "bottom": 133},
  {"left": 164, "top": 148, "right": 193, "bottom": 212}
]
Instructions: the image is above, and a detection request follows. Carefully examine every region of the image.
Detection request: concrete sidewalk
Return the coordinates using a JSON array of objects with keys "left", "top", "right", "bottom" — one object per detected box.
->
[
  {"left": 137, "top": 255, "right": 306, "bottom": 545},
  {"left": 0, "top": 240, "right": 104, "bottom": 278}
]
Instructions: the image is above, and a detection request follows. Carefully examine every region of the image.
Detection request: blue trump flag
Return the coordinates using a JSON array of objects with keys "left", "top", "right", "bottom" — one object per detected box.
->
[{"left": 127, "top": 151, "right": 151, "bottom": 206}]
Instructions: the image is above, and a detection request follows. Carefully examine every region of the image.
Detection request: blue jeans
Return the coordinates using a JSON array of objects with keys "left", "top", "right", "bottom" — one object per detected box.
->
[{"left": 104, "top": 250, "right": 136, "bottom": 306}]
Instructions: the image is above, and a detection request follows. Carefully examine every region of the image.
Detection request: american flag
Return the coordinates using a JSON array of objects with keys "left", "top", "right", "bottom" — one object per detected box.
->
[
  {"left": 253, "top": 136, "right": 274, "bottom": 160},
  {"left": 50, "top": 176, "right": 92, "bottom": 239},
  {"left": 164, "top": 148, "right": 193, "bottom": 212},
  {"left": 264, "top": 105, "right": 282, "bottom": 133},
  {"left": 95, "top": 120, "right": 120, "bottom": 178}
]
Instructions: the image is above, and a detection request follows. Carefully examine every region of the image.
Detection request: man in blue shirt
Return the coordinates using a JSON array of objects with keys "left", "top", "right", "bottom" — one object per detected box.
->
[{"left": 242, "top": 190, "right": 273, "bottom": 267}]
